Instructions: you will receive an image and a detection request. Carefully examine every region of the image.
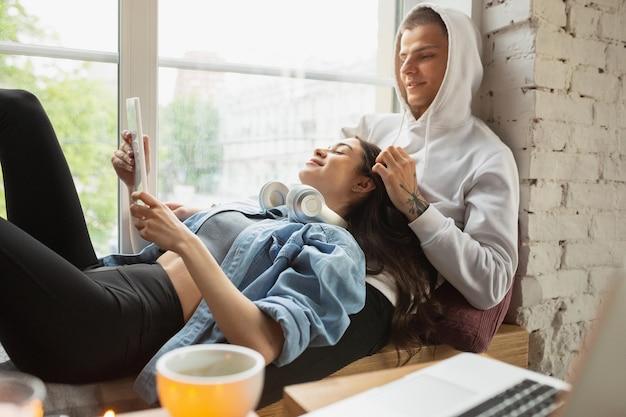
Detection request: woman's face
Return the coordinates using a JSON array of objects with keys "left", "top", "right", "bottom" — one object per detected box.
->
[{"left": 298, "top": 138, "right": 374, "bottom": 215}]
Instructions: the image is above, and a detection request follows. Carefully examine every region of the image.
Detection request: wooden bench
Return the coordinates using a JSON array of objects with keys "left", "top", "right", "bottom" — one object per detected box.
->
[{"left": 257, "top": 323, "right": 528, "bottom": 417}]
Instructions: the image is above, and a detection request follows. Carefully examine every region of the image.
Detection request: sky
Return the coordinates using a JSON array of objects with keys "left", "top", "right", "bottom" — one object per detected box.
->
[
  {"left": 158, "top": 0, "right": 378, "bottom": 64},
  {"left": 19, "top": 0, "right": 118, "bottom": 52}
]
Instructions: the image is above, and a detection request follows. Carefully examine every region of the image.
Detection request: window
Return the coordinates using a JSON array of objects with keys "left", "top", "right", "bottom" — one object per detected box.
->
[
  {"left": 155, "top": 0, "right": 396, "bottom": 209},
  {"left": 0, "top": 0, "right": 119, "bottom": 255},
  {"left": 0, "top": 0, "right": 396, "bottom": 254}
]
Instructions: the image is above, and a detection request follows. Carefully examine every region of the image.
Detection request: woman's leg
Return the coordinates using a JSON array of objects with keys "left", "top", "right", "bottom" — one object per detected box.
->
[
  {"left": 0, "top": 89, "right": 97, "bottom": 269},
  {"left": 0, "top": 217, "right": 184, "bottom": 383},
  {"left": 0, "top": 90, "right": 184, "bottom": 381}
]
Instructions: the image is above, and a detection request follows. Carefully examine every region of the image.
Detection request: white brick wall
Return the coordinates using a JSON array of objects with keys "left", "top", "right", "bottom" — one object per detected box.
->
[{"left": 479, "top": 0, "right": 625, "bottom": 380}]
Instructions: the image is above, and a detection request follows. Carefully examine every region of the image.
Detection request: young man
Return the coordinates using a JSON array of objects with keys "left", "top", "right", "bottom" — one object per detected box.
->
[
  {"left": 350, "top": 4, "right": 519, "bottom": 311},
  {"left": 262, "top": 3, "right": 519, "bottom": 406}
]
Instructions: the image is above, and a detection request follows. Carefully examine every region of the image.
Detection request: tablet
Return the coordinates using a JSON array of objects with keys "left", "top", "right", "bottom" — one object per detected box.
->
[
  {"left": 126, "top": 97, "right": 150, "bottom": 252},
  {"left": 126, "top": 97, "right": 149, "bottom": 193}
]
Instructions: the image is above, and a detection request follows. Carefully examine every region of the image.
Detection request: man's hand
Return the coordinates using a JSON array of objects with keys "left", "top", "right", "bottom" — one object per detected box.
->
[{"left": 373, "top": 146, "right": 429, "bottom": 222}]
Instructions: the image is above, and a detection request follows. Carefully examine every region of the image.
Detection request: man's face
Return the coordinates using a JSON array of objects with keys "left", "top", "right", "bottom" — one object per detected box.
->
[{"left": 398, "top": 23, "right": 448, "bottom": 119}]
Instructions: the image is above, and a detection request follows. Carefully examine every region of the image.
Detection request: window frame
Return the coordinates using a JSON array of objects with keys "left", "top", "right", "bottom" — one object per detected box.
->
[{"left": 119, "top": 0, "right": 158, "bottom": 252}]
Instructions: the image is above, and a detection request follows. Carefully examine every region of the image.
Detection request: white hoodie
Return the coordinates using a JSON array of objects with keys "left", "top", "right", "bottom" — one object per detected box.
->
[{"left": 342, "top": 3, "right": 519, "bottom": 310}]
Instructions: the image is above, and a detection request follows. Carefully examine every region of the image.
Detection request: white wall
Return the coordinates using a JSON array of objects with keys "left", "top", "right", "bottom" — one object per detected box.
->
[{"left": 478, "top": 0, "right": 625, "bottom": 380}]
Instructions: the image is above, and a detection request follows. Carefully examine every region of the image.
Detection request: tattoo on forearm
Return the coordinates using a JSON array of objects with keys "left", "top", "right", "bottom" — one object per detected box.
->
[{"left": 399, "top": 183, "right": 429, "bottom": 217}]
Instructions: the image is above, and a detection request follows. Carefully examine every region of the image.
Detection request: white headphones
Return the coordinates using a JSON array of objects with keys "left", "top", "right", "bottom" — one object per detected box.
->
[{"left": 259, "top": 181, "right": 347, "bottom": 228}]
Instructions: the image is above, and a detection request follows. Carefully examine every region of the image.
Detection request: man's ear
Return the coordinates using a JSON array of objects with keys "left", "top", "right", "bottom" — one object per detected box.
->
[{"left": 352, "top": 176, "right": 376, "bottom": 194}]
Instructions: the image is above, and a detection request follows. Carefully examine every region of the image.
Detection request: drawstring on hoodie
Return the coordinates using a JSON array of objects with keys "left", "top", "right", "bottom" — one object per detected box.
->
[
  {"left": 422, "top": 109, "right": 432, "bottom": 184},
  {"left": 393, "top": 108, "right": 431, "bottom": 186},
  {"left": 392, "top": 111, "right": 406, "bottom": 145}
]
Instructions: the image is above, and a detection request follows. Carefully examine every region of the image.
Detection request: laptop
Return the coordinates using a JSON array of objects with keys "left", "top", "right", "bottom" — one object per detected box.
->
[{"left": 302, "top": 272, "right": 626, "bottom": 417}]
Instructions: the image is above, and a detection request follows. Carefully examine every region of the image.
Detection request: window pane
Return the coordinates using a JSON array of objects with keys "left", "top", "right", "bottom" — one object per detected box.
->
[
  {"left": 158, "top": 70, "right": 382, "bottom": 204},
  {"left": 0, "top": 0, "right": 119, "bottom": 256},
  {"left": 4, "top": 0, "right": 118, "bottom": 52},
  {"left": 158, "top": 0, "right": 379, "bottom": 74},
  {"left": 158, "top": 0, "right": 390, "bottom": 207}
]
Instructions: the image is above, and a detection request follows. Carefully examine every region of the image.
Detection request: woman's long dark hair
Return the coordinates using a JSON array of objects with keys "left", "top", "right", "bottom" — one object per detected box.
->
[{"left": 344, "top": 137, "right": 441, "bottom": 357}]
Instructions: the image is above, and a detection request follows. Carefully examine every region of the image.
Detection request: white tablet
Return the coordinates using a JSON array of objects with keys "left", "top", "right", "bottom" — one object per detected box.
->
[
  {"left": 126, "top": 97, "right": 149, "bottom": 193},
  {"left": 126, "top": 97, "right": 150, "bottom": 252}
]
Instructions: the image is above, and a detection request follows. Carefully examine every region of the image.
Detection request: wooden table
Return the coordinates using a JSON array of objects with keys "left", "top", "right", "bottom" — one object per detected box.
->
[{"left": 282, "top": 360, "right": 440, "bottom": 416}]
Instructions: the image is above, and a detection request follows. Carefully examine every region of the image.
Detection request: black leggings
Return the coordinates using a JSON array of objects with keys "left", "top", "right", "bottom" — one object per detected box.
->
[{"left": 0, "top": 89, "right": 184, "bottom": 383}]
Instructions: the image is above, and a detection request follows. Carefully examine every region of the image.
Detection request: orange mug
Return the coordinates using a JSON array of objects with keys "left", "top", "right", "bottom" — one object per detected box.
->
[{"left": 156, "top": 344, "right": 265, "bottom": 417}]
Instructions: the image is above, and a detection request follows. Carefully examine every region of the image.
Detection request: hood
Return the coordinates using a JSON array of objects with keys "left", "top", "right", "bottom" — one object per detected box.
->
[{"left": 394, "top": 3, "right": 483, "bottom": 127}]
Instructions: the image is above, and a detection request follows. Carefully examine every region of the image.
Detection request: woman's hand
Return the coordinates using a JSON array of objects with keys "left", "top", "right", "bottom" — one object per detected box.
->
[
  {"left": 111, "top": 130, "right": 151, "bottom": 189},
  {"left": 136, "top": 191, "right": 284, "bottom": 364},
  {"left": 130, "top": 191, "right": 193, "bottom": 252},
  {"left": 372, "top": 146, "right": 429, "bottom": 222}
]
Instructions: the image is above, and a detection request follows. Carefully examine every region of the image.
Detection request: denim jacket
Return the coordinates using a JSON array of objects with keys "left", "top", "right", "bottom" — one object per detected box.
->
[{"left": 101, "top": 201, "right": 366, "bottom": 404}]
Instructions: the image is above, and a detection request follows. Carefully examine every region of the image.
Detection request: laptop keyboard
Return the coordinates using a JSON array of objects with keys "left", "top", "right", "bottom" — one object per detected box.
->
[{"left": 456, "top": 378, "right": 565, "bottom": 417}]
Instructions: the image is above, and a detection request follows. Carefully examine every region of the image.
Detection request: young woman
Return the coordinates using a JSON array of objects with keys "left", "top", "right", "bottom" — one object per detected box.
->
[{"left": 0, "top": 89, "right": 438, "bottom": 403}]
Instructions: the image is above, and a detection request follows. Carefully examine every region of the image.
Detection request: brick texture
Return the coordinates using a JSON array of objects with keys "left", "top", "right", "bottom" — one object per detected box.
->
[{"left": 478, "top": 0, "right": 625, "bottom": 380}]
